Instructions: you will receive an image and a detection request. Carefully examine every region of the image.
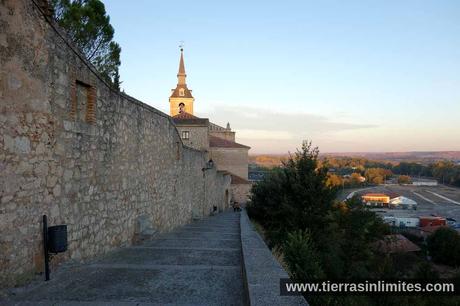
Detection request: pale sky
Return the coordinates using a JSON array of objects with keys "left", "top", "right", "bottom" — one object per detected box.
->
[{"left": 104, "top": 0, "right": 460, "bottom": 154}]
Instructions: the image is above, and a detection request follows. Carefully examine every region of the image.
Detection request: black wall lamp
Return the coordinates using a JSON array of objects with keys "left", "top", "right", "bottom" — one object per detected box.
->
[{"left": 202, "top": 159, "right": 214, "bottom": 172}]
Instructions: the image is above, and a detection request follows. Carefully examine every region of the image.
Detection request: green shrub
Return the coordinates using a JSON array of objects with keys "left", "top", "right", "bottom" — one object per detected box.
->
[
  {"left": 283, "top": 230, "right": 325, "bottom": 281},
  {"left": 412, "top": 261, "right": 439, "bottom": 279},
  {"left": 427, "top": 227, "right": 460, "bottom": 266},
  {"left": 247, "top": 141, "right": 336, "bottom": 247}
]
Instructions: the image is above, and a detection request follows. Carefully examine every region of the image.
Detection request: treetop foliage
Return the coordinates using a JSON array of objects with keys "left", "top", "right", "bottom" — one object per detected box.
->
[
  {"left": 247, "top": 141, "right": 388, "bottom": 280},
  {"left": 248, "top": 141, "right": 336, "bottom": 246},
  {"left": 51, "top": 0, "right": 121, "bottom": 89},
  {"left": 427, "top": 227, "right": 460, "bottom": 267},
  {"left": 246, "top": 141, "right": 460, "bottom": 305}
]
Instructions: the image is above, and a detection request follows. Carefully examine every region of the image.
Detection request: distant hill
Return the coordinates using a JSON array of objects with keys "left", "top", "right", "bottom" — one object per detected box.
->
[
  {"left": 321, "top": 151, "right": 460, "bottom": 163},
  {"left": 250, "top": 151, "right": 460, "bottom": 167},
  {"left": 249, "top": 155, "right": 287, "bottom": 168}
]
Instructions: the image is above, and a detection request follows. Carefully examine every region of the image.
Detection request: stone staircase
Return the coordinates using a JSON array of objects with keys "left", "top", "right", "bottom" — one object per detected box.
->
[{"left": 4, "top": 211, "right": 246, "bottom": 306}]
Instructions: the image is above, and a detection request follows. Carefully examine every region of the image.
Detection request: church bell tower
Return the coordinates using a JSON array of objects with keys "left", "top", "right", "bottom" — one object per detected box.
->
[{"left": 169, "top": 48, "right": 195, "bottom": 116}]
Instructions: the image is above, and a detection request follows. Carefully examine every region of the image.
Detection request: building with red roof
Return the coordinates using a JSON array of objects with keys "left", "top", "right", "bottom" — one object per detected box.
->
[{"left": 168, "top": 49, "right": 251, "bottom": 204}]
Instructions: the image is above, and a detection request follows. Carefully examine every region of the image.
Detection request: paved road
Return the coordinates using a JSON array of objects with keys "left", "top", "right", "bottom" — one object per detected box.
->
[
  {"left": 4, "top": 211, "right": 246, "bottom": 306},
  {"left": 347, "top": 185, "right": 460, "bottom": 221}
]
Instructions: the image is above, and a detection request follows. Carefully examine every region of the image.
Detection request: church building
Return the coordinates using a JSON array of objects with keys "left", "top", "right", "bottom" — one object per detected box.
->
[{"left": 170, "top": 48, "right": 251, "bottom": 204}]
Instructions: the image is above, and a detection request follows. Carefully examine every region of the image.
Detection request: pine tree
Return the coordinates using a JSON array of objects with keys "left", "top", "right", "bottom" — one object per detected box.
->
[{"left": 50, "top": 0, "right": 121, "bottom": 87}]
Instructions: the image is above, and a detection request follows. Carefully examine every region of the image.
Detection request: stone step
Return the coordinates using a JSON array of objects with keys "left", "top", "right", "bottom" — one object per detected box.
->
[
  {"left": 175, "top": 221, "right": 239, "bottom": 226},
  {"left": 172, "top": 228, "right": 239, "bottom": 235},
  {"left": 5, "top": 211, "right": 245, "bottom": 306},
  {"left": 95, "top": 247, "right": 241, "bottom": 267},
  {"left": 179, "top": 229, "right": 239, "bottom": 235},
  {"left": 186, "top": 224, "right": 238, "bottom": 230},
  {"left": 160, "top": 231, "right": 240, "bottom": 240},
  {"left": 131, "top": 246, "right": 240, "bottom": 251},
  {"left": 142, "top": 238, "right": 241, "bottom": 249},
  {"left": 190, "top": 220, "right": 239, "bottom": 226},
  {"left": 11, "top": 265, "right": 245, "bottom": 305}
]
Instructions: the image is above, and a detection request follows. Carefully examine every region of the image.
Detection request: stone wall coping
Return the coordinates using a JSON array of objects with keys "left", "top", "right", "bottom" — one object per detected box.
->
[
  {"left": 240, "top": 210, "right": 308, "bottom": 306},
  {"left": 30, "top": 0, "right": 187, "bottom": 148}
]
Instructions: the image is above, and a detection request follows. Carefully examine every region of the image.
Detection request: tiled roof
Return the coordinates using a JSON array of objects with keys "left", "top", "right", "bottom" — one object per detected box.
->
[
  {"left": 361, "top": 193, "right": 401, "bottom": 200},
  {"left": 420, "top": 225, "right": 446, "bottom": 234},
  {"left": 362, "top": 193, "right": 390, "bottom": 198},
  {"left": 231, "top": 174, "right": 251, "bottom": 185},
  {"left": 209, "top": 135, "right": 250, "bottom": 149},
  {"left": 172, "top": 112, "right": 208, "bottom": 126},
  {"left": 387, "top": 192, "right": 401, "bottom": 199},
  {"left": 173, "top": 112, "right": 199, "bottom": 119},
  {"left": 170, "top": 85, "right": 193, "bottom": 98},
  {"left": 374, "top": 234, "right": 421, "bottom": 253}
]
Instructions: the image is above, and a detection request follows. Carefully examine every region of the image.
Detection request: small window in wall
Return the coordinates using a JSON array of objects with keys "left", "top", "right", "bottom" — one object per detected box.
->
[
  {"left": 179, "top": 88, "right": 185, "bottom": 96},
  {"left": 181, "top": 131, "right": 190, "bottom": 140},
  {"left": 70, "top": 80, "right": 96, "bottom": 124},
  {"left": 76, "top": 81, "right": 88, "bottom": 121}
]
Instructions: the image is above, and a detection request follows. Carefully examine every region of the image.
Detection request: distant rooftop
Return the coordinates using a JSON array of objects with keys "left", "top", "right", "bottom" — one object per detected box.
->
[
  {"left": 374, "top": 234, "right": 421, "bottom": 253},
  {"left": 231, "top": 174, "right": 251, "bottom": 185},
  {"left": 172, "top": 112, "right": 208, "bottom": 125},
  {"left": 362, "top": 192, "right": 401, "bottom": 200},
  {"left": 362, "top": 193, "right": 390, "bottom": 198},
  {"left": 209, "top": 135, "right": 250, "bottom": 149}
]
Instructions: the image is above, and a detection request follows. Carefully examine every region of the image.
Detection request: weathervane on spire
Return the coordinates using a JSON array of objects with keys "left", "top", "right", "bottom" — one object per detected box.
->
[{"left": 179, "top": 41, "right": 185, "bottom": 52}]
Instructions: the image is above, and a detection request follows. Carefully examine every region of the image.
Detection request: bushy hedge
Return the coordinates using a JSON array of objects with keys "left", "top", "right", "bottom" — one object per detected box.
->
[
  {"left": 247, "top": 142, "right": 389, "bottom": 280},
  {"left": 427, "top": 227, "right": 460, "bottom": 266}
]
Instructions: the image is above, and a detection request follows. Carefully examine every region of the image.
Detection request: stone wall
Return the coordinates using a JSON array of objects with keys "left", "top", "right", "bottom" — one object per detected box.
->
[
  {"left": 208, "top": 122, "right": 236, "bottom": 142},
  {"left": 209, "top": 130, "right": 236, "bottom": 142},
  {"left": 175, "top": 125, "right": 209, "bottom": 152},
  {"left": 240, "top": 210, "right": 308, "bottom": 305},
  {"left": 0, "top": 0, "right": 231, "bottom": 287},
  {"left": 231, "top": 183, "right": 252, "bottom": 205},
  {"left": 209, "top": 147, "right": 249, "bottom": 180}
]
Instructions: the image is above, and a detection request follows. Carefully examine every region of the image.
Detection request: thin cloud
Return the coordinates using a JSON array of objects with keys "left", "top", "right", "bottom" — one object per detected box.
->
[
  {"left": 200, "top": 104, "right": 375, "bottom": 137},
  {"left": 199, "top": 105, "right": 376, "bottom": 153}
]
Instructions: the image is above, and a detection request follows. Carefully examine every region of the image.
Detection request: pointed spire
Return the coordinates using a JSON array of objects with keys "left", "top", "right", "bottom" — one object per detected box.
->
[
  {"left": 177, "top": 48, "right": 187, "bottom": 85},
  {"left": 170, "top": 46, "right": 194, "bottom": 100}
]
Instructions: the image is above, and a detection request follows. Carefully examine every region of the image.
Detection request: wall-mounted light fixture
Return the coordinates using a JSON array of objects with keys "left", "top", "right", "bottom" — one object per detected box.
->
[{"left": 202, "top": 159, "right": 214, "bottom": 172}]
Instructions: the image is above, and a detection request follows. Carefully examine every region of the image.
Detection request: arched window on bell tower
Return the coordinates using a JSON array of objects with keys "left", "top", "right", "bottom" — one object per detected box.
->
[
  {"left": 178, "top": 102, "right": 185, "bottom": 113},
  {"left": 179, "top": 88, "right": 185, "bottom": 96}
]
